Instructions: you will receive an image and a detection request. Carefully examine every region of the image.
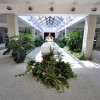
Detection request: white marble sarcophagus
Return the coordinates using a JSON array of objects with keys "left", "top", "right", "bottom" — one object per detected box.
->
[{"left": 41, "top": 41, "right": 59, "bottom": 55}]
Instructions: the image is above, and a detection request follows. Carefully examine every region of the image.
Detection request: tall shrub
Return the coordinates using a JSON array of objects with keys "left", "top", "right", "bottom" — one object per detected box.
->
[
  {"left": 54, "top": 36, "right": 66, "bottom": 48},
  {"left": 3, "top": 33, "right": 35, "bottom": 63},
  {"left": 34, "top": 36, "right": 45, "bottom": 47},
  {"left": 24, "top": 27, "right": 32, "bottom": 34},
  {"left": 67, "top": 29, "right": 83, "bottom": 52}
]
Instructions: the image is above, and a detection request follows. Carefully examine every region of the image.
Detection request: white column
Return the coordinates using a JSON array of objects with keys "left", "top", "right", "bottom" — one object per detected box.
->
[
  {"left": 7, "top": 14, "right": 19, "bottom": 37},
  {"left": 82, "top": 15, "right": 97, "bottom": 59},
  {"left": 41, "top": 31, "right": 44, "bottom": 39},
  {"left": 31, "top": 27, "right": 35, "bottom": 38},
  {"left": 65, "top": 28, "right": 66, "bottom": 38},
  {"left": 66, "top": 28, "right": 69, "bottom": 37},
  {"left": 35, "top": 30, "right": 38, "bottom": 39},
  {"left": 59, "top": 31, "right": 61, "bottom": 36},
  {"left": 38, "top": 31, "right": 40, "bottom": 39},
  {"left": 56, "top": 32, "right": 60, "bottom": 38}
]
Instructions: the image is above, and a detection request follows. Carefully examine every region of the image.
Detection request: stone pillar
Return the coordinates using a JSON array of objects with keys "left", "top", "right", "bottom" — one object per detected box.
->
[
  {"left": 31, "top": 27, "right": 35, "bottom": 39},
  {"left": 58, "top": 31, "right": 61, "bottom": 37},
  {"left": 56, "top": 32, "right": 60, "bottom": 38},
  {"left": 66, "top": 28, "right": 69, "bottom": 37},
  {"left": 7, "top": 14, "right": 19, "bottom": 37},
  {"left": 65, "top": 28, "right": 66, "bottom": 38},
  {"left": 60, "top": 31, "right": 63, "bottom": 37},
  {"left": 35, "top": 30, "right": 38, "bottom": 39},
  {"left": 38, "top": 31, "right": 40, "bottom": 39},
  {"left": 82, "top": 15, "right": 97, "bottom": 59}
]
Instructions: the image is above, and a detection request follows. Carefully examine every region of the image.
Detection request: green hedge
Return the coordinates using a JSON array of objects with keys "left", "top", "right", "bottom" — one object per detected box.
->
[{"left": 66, "top": 29, "right": 83, "bottom": 52}]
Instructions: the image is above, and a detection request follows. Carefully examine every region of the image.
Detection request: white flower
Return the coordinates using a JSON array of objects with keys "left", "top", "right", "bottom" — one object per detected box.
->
[
  {"left": 31, "top": 66, "right": 35, "bottom": 69},
  {"left": 42, "top": 72, "right": 46, "bottom": 76}
]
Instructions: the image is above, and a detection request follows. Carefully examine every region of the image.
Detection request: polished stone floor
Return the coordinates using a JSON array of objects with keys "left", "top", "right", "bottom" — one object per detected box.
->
[{"left": 0, "top": 48, "right": 100, "bottom": 100}]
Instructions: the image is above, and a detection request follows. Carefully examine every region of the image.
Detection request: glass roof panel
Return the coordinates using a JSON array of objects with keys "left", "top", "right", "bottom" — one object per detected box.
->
[{"left": 33, "top": 16, "right": 64, "bottom": 28}]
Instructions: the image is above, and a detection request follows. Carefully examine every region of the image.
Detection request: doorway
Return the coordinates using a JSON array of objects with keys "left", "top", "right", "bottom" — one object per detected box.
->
[{"left": 44, "top": 32, "right": 55, "bottom": 39}]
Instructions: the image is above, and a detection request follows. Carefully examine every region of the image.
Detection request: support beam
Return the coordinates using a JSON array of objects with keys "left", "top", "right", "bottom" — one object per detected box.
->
[
  {"left": 57, "top": 32, "right": 60, "bottom": 38},
  {"left": 0, "top": 4, "right": 100, "bottom": 14},
  {"left": 82, "top": 15, "right": 97, "bottom": 59},
  {"left": 7, "top": 14, "right": 19, "bottom": 36},
  {"left": 57, "top": 16, "right": 86, "bottom": 32}
]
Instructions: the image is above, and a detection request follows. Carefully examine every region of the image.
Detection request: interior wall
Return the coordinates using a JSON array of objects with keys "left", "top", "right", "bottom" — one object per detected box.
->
[
  {"left": 96, "top": 29, "right": 100, "bottom": 47},
  {"left": 0, "top": 27, "right": 7, "bottom": 44}
]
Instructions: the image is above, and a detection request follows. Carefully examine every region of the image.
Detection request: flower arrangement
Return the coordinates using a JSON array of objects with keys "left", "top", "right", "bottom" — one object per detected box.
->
[{"left": 16, "top": 48, "right": 76, "bottom": 93}]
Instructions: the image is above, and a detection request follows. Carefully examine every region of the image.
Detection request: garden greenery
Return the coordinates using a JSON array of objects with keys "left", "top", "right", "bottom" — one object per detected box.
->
[
  {"left": 16, "top": 48, "right": 76, "bottom": 93},
  {"left": 34, "top": 36, "right": 45, "bottom": 47},
  {"left": 66, "top": 29, "right": 83, "bottom": 52},
  {"left": 3, "top": 33, "right": 35, "bottom": 63},
  {"left": 54, "top": 35, "right": 66, "bottom": 48},
  {"left": 66, "top": 29, "right": 85, "bottom": 60}
]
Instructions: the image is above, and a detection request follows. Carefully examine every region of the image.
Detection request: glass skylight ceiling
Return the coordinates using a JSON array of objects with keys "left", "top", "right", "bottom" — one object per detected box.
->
[{"left": 34, "top": 16, "right": 64, "bottom": 28}]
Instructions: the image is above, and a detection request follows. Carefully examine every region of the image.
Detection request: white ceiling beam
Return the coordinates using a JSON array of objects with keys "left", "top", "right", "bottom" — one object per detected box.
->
[
  {"left": 0, "top": 22, "right": 32, "bottom": 27},
  {"left": 70, "top": 24, "right": 84, "bottom": 28},
  {"left": 57, "top": 16, "right": 86, "bottom": 32},
  {"left": 0, "top": 4, "right": 100, "bottom": 15},
  {"left": 1, "top": 23, "right": 100, "bottom": 29}
]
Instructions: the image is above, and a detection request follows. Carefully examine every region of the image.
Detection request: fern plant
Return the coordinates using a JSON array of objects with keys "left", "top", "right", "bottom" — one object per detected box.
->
[{"left": 16, "top": 48, "right": 76, "bottom": 92}]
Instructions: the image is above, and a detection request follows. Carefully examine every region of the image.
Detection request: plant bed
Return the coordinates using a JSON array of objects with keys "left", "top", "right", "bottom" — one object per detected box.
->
[
  {"left": 16, "top": 48, "right": 76, "bottom": 93},
  {"left": 65, "top": 29, "right": 85, "bottom": 60},
  {"left": 64, "top": 46, "right": 85, "bottom": 60}
]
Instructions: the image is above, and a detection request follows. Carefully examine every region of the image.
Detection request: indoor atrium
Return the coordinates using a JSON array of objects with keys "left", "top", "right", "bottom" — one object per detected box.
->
[{"left": 0, "top": 0, "right": 100, "bottom": 100}]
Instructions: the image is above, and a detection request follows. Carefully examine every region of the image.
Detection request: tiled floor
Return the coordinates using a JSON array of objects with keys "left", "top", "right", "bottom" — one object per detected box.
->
[
  {"left": 26, "top": 47, "right": 80, "bottom": 64},
  {"left": 0, "top": 48, "right": 100, "bottom": 100}
]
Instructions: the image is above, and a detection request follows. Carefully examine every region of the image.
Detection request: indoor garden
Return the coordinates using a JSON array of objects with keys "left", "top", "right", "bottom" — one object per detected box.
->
[
  {"left": 65, "top": 29, "right": 85, "bottom": 60},
  {"left": 16, "top": 47, "right": 76, "bottom": 93}
]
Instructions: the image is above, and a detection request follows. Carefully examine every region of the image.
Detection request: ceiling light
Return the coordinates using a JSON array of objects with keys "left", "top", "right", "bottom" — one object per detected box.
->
[
  {"left": 50, "top": 7, "right": 54, "bottom": 11},
  {"left": 71, "top": 7, "right": 75, "bottom": 11},
  {"left": 28, "top": 6, "right": 32, "bottom": 11},
  {"left": 92, "top": 7, "right": 97, "bottom": 12},
  {"left": 7, "top": 6, "right": 12, "bottom": 10}
]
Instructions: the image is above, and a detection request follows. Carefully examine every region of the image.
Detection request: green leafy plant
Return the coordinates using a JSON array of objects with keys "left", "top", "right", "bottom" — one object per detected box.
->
[
  {"left": 55, "top": 62, "right": 76, "bottom": 79},
  {"left": 16, "top": 48, "right": 76, "bottom": 92},
  {"left": 3, "top": 33, "right": 35, "bottom": 63},
  {"left": 24, "top": 27, "right": 32, "bottom": 34},
  {"left": 66, "top": 29, "right": 83, "bottom": 52},
  {"left": 34, "top": 36, "right": 45, "bottom": 47},
  {"left": 73, "top": 52, "right": 85, "bottom": 60},
  {"left": 64, "top": 47, "right": 85, "bottom": 60},
  {"left": 54, "top": 36, "right": 66, "bottom": 48},
  {"left": 43, "top": 72, "right": 69, "bottom": 93}
]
